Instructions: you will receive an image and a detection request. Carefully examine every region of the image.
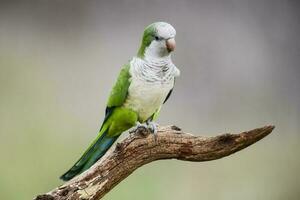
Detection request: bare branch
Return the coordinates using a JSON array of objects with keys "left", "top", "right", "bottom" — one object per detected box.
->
[{"left": 34, "top": 125, "right": 274, "bottom": 200}]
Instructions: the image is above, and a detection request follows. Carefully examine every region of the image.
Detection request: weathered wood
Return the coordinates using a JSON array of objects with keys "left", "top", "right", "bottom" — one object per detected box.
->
[{"left": 34, "top": 125, "right": 274, "bottom": 200}]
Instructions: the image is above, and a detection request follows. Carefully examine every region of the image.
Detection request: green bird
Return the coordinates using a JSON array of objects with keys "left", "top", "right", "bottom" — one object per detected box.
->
[{"left": 60, "top": 22, "right": 180, "bottom": 181}]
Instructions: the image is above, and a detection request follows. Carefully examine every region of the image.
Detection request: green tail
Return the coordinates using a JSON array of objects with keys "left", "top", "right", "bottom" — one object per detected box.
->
[{"left": 60, "top": 125, "right": 119, "bottom": 181}]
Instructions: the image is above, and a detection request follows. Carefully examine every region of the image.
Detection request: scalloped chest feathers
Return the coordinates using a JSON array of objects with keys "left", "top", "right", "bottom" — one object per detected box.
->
[{"left": 123, "top": 59, "right": 176, "bottom": 122}]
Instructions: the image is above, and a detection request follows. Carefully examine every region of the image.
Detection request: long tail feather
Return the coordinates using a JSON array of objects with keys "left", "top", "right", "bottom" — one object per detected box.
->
[{"left": 60, "top": 125, "right": 118, "bottom": 181}]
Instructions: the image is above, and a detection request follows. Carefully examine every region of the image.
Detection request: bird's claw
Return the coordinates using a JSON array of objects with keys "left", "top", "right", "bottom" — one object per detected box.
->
[
  {"left": 129, "top": 122, "right": 149, "bottom": 136},
  {"left": 146, "top": 121, "right": 158, "bottom": 142},
  {"left": 129, "top": 122, "right": 158, "bottom": 140},
  {"left": 146, "top": 121, "right": 158, "bottom": 134}
]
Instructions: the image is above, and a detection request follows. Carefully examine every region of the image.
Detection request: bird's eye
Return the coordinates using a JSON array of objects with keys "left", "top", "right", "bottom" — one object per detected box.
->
[{"left": 154, "top": 36, "right": 160, "bottom": 41}]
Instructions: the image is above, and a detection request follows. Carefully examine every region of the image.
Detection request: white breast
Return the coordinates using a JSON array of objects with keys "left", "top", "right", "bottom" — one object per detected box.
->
[{"left": 124, "top": 76, "right": 174, "bottom": 122}]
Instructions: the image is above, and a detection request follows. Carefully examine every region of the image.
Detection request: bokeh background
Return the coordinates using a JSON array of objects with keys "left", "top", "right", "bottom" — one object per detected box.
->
[{"left": 1, "top": 0, "right": 299, "bottom": 199}]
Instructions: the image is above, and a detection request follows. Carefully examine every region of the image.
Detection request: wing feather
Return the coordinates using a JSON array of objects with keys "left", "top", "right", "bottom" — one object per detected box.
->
[{"left": 107, "top": 63, "right": 131, "bottom": 108}]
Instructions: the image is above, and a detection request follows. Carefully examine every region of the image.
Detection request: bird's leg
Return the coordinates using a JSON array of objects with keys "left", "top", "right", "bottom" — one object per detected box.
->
[
  {"left": 129, "top": 122, "right": 150, "bottom": 137},
  {"left": 129, "top": 121, "right": 158, "bottom": 139},
  {"left": 146, "top": 120, "right": 158, "bottom": 134},
  {"left": 146, "top": 120, "right": 158, "bottom": 141}
]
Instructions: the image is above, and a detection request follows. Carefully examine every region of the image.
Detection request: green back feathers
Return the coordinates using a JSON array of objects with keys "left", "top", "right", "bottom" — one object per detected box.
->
[{"left": 137, "top": 23, "right": 157, "bottom": 58}]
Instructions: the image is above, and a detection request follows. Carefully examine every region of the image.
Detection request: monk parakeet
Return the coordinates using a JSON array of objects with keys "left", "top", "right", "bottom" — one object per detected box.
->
[{"left": 60, "top": 22, "right": 180, "bottom": 181}]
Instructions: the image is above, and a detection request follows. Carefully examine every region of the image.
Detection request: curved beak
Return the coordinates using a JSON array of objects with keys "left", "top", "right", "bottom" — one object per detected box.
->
[{"left": 166, "top": 38, "right": 176, "bottom": 52}]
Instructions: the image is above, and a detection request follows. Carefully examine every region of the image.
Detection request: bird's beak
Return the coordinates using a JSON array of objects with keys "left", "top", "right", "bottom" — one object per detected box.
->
[{"left": 166, "top": 38, "right": 176, "bottom": 52}]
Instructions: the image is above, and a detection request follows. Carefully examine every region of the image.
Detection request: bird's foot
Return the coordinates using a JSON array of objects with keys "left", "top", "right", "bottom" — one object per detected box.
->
[
  {"left": 146, "top": 121, "right": 158, "bottom": 141},
  {"left": 146, "top": 121, "right": 158, "bottom": 134},
  {"left": 129, "top": 122, "right": 150, "bottom": 137}
]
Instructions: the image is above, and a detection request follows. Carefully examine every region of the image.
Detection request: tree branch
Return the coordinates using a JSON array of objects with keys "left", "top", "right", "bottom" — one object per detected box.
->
[{"left": 34, "top": 125, "right": 274, "bottom": 200}]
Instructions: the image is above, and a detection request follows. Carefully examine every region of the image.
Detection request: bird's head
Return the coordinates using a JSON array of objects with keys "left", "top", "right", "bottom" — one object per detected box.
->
[{"left": 137, "top": 22, "right": 176, "bottom": 59}]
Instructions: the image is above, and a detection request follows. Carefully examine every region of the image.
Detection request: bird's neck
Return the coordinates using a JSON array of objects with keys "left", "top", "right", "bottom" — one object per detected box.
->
[
  {"left": 130, "top": 56, "right": 177, "bottom": 83},
  {"left": 144, "top": 54, "right": 172, "bottom": 67}
]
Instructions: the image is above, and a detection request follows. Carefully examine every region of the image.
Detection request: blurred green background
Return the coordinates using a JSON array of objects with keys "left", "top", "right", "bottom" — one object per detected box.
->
[{"left": 1, "top": 0, "right": 299, "bottom": 199}]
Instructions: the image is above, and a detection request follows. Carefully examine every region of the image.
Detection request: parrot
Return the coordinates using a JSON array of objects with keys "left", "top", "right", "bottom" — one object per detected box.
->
[{"left": 60, "top": 22, "right": 180, "bottom": 181}]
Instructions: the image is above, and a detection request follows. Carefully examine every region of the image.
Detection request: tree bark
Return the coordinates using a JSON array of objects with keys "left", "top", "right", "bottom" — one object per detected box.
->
[{"left": 34, "top": 125, "right": 274, "bottom": 200}]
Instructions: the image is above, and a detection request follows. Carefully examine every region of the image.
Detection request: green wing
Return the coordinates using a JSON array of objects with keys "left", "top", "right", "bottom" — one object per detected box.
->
[
  {"left": 107, "top": 63, "right": 131, "bottom": 107},
  {"left": 60, "top": 63, "right": 132, "bottom": 181},
  {"left": 102, "top": 63, "right": 131, "bottom": 123}
]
